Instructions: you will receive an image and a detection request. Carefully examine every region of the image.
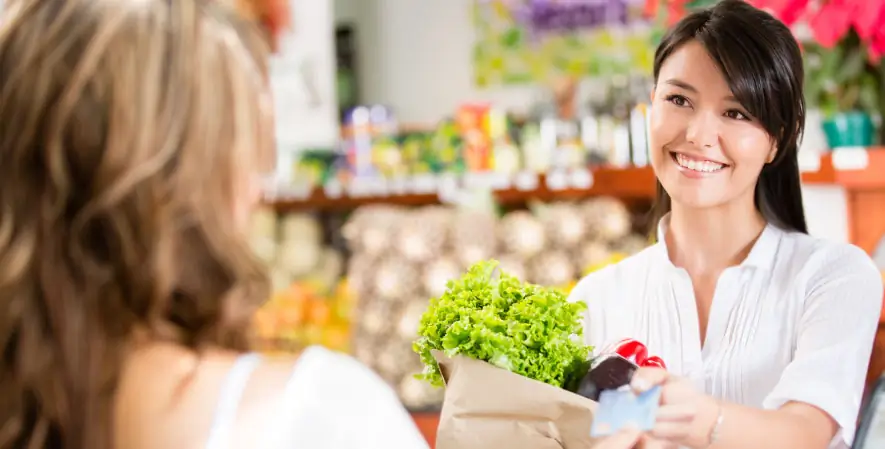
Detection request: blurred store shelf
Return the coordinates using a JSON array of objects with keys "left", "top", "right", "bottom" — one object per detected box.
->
[
  {"left": 802, "top": 147, "right": 885, "bottom": 189},
  {"left": 265, "top": 166, "right": 656, "bottom": 213},
  {"left": 265, "top": 148, "right": 885, "bottom": 213}
]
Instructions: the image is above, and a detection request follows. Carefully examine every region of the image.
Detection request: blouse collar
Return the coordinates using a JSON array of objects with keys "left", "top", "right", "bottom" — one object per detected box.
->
[{"left": 655, "top": 213, "right": 781, "bottom": 270}]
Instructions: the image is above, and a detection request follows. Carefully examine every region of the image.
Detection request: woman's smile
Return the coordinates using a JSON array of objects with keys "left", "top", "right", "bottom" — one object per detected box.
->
[{"left": 670, "top": 151, "right": 730, "bottom": 178}]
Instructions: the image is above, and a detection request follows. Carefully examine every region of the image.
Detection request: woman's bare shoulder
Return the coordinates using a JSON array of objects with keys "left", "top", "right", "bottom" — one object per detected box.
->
[
  {"left": 114, "top": 342, "right": 302, "bottom": 449},
  {"left": 114, "top": 344, "right": 422, "bottom": 449}
]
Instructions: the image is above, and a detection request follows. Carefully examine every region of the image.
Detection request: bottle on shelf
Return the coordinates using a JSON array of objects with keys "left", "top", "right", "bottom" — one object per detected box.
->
[
  {"left": 578, "top": 78, "right": 605, "bottom": 166},
  {"left": 628, "top": 76, "right": 652, "bottom": 167},
  {"left": 607, "top": 75, "right": 633, "bottom": 169}
]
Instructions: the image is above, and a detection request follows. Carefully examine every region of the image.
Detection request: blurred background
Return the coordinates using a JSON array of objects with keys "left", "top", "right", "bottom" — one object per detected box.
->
[{"left": 132, "top": 0, "right": 885, "bottom": 445}]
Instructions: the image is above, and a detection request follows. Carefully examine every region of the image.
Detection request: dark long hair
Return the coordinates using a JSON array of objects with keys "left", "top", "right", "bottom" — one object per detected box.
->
[{"left": 651, "top": 0, "right": 808, "bottom": 234}]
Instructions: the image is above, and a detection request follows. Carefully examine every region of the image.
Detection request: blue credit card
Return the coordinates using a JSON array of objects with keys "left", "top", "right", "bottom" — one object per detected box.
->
[{"left": 589, "top": 386, "right": 662, "bottom": 437}]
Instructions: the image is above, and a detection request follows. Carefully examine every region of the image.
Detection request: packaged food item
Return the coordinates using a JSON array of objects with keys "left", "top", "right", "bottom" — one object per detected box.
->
[
  {"left": 341, "top": 104, "right": 398, "bottom": 177},
  {"left": 455, "top": 104, "right": 495, "bottom": 172}
]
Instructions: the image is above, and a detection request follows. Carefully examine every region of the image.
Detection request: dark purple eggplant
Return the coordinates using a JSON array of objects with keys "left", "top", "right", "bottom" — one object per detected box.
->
[{"left": 573, "top": 355, "right": 638, "bottom": 401}]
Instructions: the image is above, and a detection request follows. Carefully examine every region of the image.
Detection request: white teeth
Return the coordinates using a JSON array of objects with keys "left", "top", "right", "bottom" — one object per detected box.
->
[{"left": 675, "top": 154, "right": 724, "bottom": 173}]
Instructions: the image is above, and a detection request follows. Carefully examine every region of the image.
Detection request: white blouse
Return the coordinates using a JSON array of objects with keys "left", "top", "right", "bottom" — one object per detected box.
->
[
  {"left": 568, "top": 220, "right": 884, "bottom": 449},
  {"left": 206, "top": 346, "right": 430, "bottom": 449},
  {"left": 269, "top": 346, "right": 430, "bottom": 449}
]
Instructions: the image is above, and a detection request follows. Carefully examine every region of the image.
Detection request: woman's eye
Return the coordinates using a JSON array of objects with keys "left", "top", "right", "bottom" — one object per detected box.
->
[
  {"left": 725, "top": 110, "right": 750, "bottom": 121},
  {"left": 665, "top": 94, "right": 689, "bottom": 107}
]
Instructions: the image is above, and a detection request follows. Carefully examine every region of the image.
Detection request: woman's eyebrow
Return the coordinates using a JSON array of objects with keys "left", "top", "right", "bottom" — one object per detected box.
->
[{"left": 663, "top": 78, "right": 739, "bottom": 102}]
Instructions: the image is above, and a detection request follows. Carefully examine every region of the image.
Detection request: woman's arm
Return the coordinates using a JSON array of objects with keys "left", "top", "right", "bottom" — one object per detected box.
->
[
  {"left": 705, "top": 401, "right": 836, "bottom": 449},
  {"left": 638, "top": 244, "right": 883, "bottom": 449},
  {"left": 635, "top": 369, "right": 839, "bottom": 449}
]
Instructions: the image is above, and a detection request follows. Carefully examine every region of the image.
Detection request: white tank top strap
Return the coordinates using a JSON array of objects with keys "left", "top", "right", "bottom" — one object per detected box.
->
[{"left": 204, "top": 352, "right": 263, "bottom": 449}]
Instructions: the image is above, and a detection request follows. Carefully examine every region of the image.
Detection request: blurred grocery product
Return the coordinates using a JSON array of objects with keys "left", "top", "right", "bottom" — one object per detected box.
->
[
  {"left": 582, "top": 196, "right": 633, "bottom": 241},
  {"left": 422, "top": 256, "right": 462, "bottom": 298},
  {"left": 253, "top": 279, "right": 355, "bottom": 354},
  {"left": 272, "top": 89, "right": 655, "bottom": 197},
  {"left": 341, "top": 205, "right": 405, "bottom": 256},
  {"left": 249, "top": 208, "right": 354, "bottom": 353},
  {"left": 250, "top": 206, "right": 279, "bottom": 264},
  {"left": 498, "top": 210, "right": 547, "bottom": 258},
  {"left": 528, "top": 250, "right": 575, "bottom": 288},
  {"left": 373, "top": 256, "right": 421, "bottom": 300},
  {"left": 539, "top": 202, "right": 589, "bottom": 248},
  {"left": 451, "top": 210, "right": 498, "bottom": 267},
  {"left": 396, "top": 206, "right": 452, "bottom": 263}
]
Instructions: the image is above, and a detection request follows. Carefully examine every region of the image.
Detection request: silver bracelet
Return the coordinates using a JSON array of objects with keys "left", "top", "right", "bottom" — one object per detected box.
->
[{"left": 705, "top": 405, "right": 724, "bottom": 448}]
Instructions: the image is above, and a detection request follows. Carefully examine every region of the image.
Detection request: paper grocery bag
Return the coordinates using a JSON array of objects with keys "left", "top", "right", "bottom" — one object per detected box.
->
[{"left": 433, "top": 351, "right": 598, "bottom": 449}]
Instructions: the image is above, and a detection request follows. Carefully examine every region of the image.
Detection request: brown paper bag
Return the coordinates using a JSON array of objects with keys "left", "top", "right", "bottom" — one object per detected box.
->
[{"left": 433, "top": 351, "right": 599, "bottom": 449}]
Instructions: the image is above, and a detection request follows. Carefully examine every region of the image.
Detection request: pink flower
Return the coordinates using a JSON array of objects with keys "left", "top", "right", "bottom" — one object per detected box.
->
[
  {"left": 665, "top": 0, "right": 691, "bottom": 26},
  {"left": 810, "top": 0, "right": 855, "bottom": 48},
  {"left": 870, "top": 23, "right": 885, "bottom": 62},
  {"left": 644, "top": 0, "right": 659, "bottom": 19},
  {"left": 748, "top": 0, "right": 810, "bottom": 26},
  {"left": 851, "top": 0, "right": 885, "bottom": 40}
]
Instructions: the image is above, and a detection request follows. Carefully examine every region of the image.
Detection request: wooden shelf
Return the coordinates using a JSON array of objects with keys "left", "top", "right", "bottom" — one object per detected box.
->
[
  {"left": 266, "top": 165, "right": 657, "bottom": 213},
  {"left": 801, "top": 148, "right": 885, "bottom": 189},
  {"left": 804, "top": 149, "right": 885, "bottom": 255},
  {"left": 266, "top": 149, "right": 885, "bottom": 213}
]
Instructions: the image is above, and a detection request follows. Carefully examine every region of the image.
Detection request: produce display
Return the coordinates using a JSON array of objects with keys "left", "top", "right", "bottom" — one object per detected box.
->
[
  {"left": 249, "top": 207, "right": 354, "bottom": 353},
  {"left": 249, "top": 206, "right": 345, "bottom": 294},
  {"left": 253, "top": 279, "right": 355, "bottom": 354}
]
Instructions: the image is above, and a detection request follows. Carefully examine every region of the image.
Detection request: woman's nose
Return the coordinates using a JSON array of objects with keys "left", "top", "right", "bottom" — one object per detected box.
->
[{"left": 685, "top": 112, "right": 719, "bottom": 148}]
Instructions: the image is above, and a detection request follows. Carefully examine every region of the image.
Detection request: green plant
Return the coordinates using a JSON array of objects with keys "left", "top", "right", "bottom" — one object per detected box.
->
[{"left": 803, "top": 30, "right": 882, "bottom": 118}]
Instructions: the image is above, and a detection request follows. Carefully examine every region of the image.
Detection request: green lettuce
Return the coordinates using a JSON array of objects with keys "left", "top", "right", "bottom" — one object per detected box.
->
[{"left": 413, "top": 260, "right": 593, "bottom": 389}]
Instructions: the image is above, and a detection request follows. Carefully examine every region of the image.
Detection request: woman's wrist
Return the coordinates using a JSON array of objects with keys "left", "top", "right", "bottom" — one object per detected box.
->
[
  {"left": 703, "top": 403, "right": 724, "bottom": 448},
  {"left": 689, "top": 396, "right": 724, "bottom": 449}
]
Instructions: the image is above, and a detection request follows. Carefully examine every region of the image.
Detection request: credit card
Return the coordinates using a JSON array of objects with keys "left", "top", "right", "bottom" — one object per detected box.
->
[{"left": 589, "top": 386, "right": 661, "bottom": 437}]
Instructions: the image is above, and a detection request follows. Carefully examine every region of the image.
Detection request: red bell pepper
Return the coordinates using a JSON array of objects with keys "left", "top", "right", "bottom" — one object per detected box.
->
[
  {"left": 609, "top": 338, "right": 667, "bottom": 370},
  {"left": 611, "top": 338, "right": 648, "bottom": 366},
  {"left": 641, "top": 355, "right": 667, "bottom": 369}
]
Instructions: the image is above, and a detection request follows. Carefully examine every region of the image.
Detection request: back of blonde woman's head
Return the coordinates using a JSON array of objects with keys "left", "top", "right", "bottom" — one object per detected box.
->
[{"left": 0, "top": 1, "right": 273, "bottom": 448}]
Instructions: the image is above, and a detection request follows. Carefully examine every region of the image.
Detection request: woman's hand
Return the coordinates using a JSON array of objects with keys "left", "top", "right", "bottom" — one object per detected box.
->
[
  {"left": 630, "top": 367, "right": 721, "bottom": 449},
  {"left": 592, "top": 428, "right": 643, "bottom": 449},
  {"left": 592, "top": 428, "right": 676, "bottom": 449}
]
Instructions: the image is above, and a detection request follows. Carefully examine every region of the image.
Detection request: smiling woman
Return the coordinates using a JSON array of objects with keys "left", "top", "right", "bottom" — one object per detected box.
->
[
  {"left": 567, "top": 1, "right": 883, "bottom": 449},
  {"left": 649, "top": 2, "right": 807, "bottom": 234}
]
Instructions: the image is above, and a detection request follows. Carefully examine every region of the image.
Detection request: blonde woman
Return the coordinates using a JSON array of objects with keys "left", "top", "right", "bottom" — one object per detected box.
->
[{"left": 0, "top": 1, "right": 427, "bottom": 449}]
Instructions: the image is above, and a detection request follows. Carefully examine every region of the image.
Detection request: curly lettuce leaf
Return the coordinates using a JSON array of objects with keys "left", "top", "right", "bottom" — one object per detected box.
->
[{"left": 413, "top": 260, "right": 592, "bottom": 389}]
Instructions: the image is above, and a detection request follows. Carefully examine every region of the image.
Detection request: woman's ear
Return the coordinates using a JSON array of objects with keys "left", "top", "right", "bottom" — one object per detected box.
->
[{"left": 766, "top": 143, "right": 777, "bottom": 163}]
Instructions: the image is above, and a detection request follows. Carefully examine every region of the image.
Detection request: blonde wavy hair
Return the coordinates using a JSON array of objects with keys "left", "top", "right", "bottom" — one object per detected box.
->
[{"left": 0, "top": 1, "right": 274, "bottom": 448}]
